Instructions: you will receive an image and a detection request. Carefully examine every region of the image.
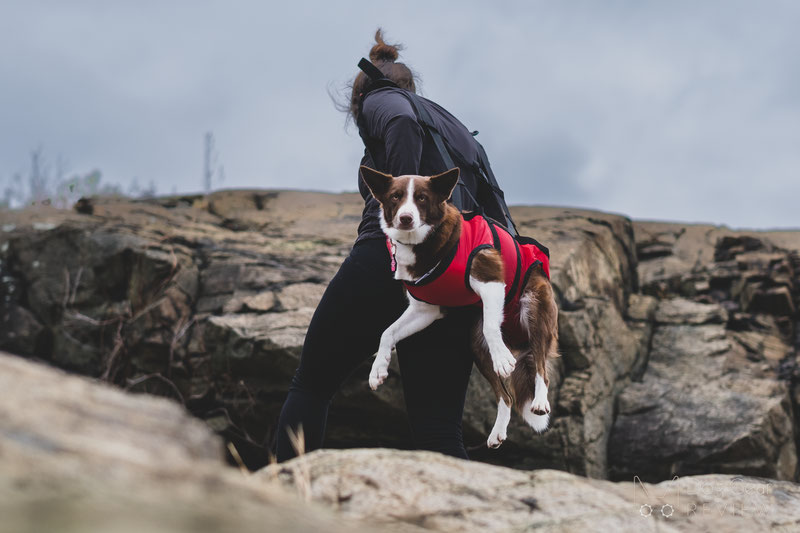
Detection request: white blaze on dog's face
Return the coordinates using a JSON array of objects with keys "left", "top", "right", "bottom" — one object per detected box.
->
[{"left": 359, "top": 167, "right": 460, "bottom": 245}]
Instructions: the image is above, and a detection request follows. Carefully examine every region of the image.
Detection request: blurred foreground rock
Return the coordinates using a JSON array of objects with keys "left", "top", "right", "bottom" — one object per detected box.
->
[
  {"left": 266, "top": 448, "right": 800, "bottom": 532},
  {"left": 4, "top": 349, "right": 800, "bottom": 533},
  {"left": 0, "top": 350, "right": 381, "bottom": 533},
  {"left": 1, "top": 191, "right": 799, "bottom": 483}
]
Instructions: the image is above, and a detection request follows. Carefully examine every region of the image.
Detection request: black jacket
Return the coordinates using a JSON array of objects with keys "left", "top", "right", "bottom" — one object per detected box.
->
[{"left": 356, "top": 87, "right": 481, "bottom": 242}]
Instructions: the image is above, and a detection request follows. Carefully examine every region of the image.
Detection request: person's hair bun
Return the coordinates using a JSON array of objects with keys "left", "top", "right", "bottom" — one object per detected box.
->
[{"left": 369, "top": 28, "right": 401, "bottom": 63}]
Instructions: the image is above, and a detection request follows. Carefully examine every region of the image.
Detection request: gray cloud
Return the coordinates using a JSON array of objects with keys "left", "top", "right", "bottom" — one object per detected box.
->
[{"left": 2, "top": 1, "right": 799, "bottom": 228}]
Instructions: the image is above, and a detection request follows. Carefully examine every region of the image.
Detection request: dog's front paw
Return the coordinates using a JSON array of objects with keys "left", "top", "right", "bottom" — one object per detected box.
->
[
  {"left": 487, "top": 427, "right": 506, "bottom": 449},
  {"left": 369, "top": 356, "right": 390, "bottom": 390},
  {"left": 531, "top": 396, "right": 551, "bottom": 416},
  {"left": 492, "top": 347, "right": 516, "bottom": 378}
]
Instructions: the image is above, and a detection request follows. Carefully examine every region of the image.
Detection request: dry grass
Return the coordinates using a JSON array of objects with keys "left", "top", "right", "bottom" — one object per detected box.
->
[
  {"left": 226, "top": 442, "right": 250, "bottom": 477},
  {"left": 284, "top": 425, "right": 312, "bottom": 501}
]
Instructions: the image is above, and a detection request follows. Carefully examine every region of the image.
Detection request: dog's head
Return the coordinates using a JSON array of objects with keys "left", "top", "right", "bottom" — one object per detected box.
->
[{"left": 360, "top": 166, "right": 460, "bottom": 244}]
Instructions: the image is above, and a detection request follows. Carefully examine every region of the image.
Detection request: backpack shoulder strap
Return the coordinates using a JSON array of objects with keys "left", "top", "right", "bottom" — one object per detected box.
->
[
  {"left": 475, "top": 140, "right": 518, "bottom": 236},
  {"left": 402, "top": 93, "right": 478, "bottom": 212},
  {"left": 358, "top": 58, "right": 386, "bottom": 84}
]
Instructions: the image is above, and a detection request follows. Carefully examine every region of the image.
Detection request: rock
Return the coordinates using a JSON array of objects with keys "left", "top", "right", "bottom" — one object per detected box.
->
[
  {"left": 0, "top": 350, "right": 378, "bottom": 533},
  {"left": 2, "top": 193, "right": 800, "bottom": 484},
  {"left": 263, "top": 448, "right": 800, "bottom": 532},
  {"left": 222, "top": 290, "right": 277, "bottom": 314},
  {"left": 626, "top": 293, "right": 659, "bottom": 322},
  {"left": 0, "top": 350, "right": 220, "bottom": 470},
  {"left": 612, "top": 226, "right": 800, "bottom": 482},
  {"left": 0, "top": 304, "right": 46, "bottom": 354},
  {"left": 8, "top": 348, "right": 800, "bottom": 533},
  {"left": 654, "top": 297, "right": 728, "bottom": 325},
  {"left": 0, "top": 194, "right": 355, "bottom": 467},
  {"left": 746, "top": 285, "right": 795, "bottom": 316},
  {"left": 2, "top": 197, "right": 655, "bottom": 476},
  {"left": 733, "top": 330, "right": 793, "bottom": 362},
  {"left": 276, "top": 282, "right": 326, "bottom": 311}
]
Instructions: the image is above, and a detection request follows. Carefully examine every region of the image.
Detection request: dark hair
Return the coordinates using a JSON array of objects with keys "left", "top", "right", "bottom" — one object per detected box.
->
[{"left": 346, "top": 29, "right": 418, "bottom": 122}]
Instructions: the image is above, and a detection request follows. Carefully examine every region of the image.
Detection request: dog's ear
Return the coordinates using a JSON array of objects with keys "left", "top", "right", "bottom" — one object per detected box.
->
[
  {"left": 429, "top": 167, "right": 460, "bottom": 201},
  {"left": 360, "top": 166, "right": 394, "bottom": 200}
]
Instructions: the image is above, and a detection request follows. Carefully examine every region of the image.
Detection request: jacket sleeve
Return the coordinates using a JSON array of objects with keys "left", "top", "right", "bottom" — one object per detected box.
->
[
  {"left": 362, "top": 90, "right": 424, "bottom": 176},
  {"left": 383, "top": 114, "right": 423, "bottom": 176}
]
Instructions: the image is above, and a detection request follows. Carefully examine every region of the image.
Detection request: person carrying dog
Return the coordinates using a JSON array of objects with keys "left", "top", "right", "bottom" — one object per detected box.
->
[{"left": 275, "top": 30, "right": 504, "bottom": 461}]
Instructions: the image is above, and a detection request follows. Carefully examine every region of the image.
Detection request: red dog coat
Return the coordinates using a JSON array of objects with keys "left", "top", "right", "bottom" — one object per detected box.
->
[{"left": 389, "top": 214, "right": 550, "bottom": 346}]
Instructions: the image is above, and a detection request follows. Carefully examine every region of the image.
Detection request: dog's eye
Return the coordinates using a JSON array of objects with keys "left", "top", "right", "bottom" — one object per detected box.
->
[
  {"left": 391, "top": 193, "right": 401, "bottom": 201},
  {"left": 416, "top": 195, "right": 427, "bottom": 203}
]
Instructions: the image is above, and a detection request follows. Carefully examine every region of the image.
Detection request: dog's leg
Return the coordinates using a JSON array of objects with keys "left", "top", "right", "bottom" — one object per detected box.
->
[
  {"left": 471, "top": 277, "right": 515, "bottom": 377},
  {"left": 472, "top": 326, "right": 514, "bottom": 448},
  {"left": 531, "top": 373, "right": 550, "bottom": 416},
  {"left": 516, "top": 265, "right": 559, "bottom": 424},
  {"left": 469, "top": 282, "right": 516, "bottom": 379},
  {"left": 521, "top": 398, "right": 550, "bottom": 433},
  {"left": 468, "top": 248, "right": 516, "bottom": 378},
  {"left": 488, "top": 397, "right": 512, "bottom": 448},
  {"left": 369, "top": 298, "right": 443, "bottom": 390},
  {"left": 505, "top": 264, "right": 559, "bottom": 435}
]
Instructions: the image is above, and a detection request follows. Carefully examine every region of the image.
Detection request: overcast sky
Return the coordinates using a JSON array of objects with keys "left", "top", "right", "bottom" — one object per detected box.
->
[{"left": 2, "top": 1, "right": 799, "bottom": 228}]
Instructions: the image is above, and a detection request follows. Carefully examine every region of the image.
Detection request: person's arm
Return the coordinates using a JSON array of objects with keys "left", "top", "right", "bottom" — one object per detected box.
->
[
  {"left": 383, "top": 114, "right": 423, "bottom": 176},
  {"left": 363, "top": 90, "right": 424, "bottom": 176}
]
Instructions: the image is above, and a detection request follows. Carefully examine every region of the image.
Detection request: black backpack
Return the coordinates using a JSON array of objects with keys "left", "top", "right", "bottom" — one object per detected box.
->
[{"left": 357, "top": 58, "right": 519, "bottom": 236}]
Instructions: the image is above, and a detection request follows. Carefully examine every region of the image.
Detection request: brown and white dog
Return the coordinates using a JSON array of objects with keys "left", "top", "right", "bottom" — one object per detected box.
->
[{"left": 360, "top": 166, "right": 559, "bottom": 447}]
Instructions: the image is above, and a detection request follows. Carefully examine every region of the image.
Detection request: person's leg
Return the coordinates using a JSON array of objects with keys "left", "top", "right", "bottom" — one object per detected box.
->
[
  {"left": 275, "top": 239, "right": 406, "bottom": 461},
  {"left": 396, "top": 307, "right": 476, "bottom": 459}
]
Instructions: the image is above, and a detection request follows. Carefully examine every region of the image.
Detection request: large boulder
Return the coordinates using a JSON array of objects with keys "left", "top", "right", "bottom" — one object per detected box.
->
[
  {"left": 609, "top": 298, "right": 796, "bottom": 481},
  {"left": 0, "top": 350, "right": 380, "bottom": 533},
  {"left": 263, "top": 448, "right": 800, "bottom": 532}
]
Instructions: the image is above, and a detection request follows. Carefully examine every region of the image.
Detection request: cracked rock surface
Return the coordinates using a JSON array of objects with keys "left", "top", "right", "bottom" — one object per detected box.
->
[{"left": 1, "top": 193, "right": 799, "bottom": 483}]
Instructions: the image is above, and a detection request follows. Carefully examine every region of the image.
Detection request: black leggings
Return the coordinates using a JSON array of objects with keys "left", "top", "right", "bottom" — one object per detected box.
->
[{"left": 275, "top": 238, "right": 474, "bottom": 461}]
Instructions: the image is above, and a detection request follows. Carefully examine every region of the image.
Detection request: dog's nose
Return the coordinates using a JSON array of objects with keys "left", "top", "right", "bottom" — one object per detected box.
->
[{"left": 399, "top": 214, "right": 413, "bottom": 227}]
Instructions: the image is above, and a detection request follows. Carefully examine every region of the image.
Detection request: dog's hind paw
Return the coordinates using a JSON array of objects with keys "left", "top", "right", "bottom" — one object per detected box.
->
[
  {"left": 531, "top": 374, "right": 550, "bottom": 415},
  {"left": 531, "top": 397, "right": 551, "bottom": 416}
]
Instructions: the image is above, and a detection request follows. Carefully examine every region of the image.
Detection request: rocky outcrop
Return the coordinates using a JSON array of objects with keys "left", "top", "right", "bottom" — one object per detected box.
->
[
  {"left": 5, "top": 349, "right": 800, "bottom": 533},
  {"left": 1, "top": 193, "right": 799, "bottom": 484},
  {"left": 607, "top": 223, "right": 800, "bottom": 482},
  {"left": 265, "top": 448, "right": 800, "bottom": 532},
  {"left": 0, "top": 193, "right": 359, "bottom": 467},
  {"left": 0, "top": 195, "right": 651, "bottom": 476}
]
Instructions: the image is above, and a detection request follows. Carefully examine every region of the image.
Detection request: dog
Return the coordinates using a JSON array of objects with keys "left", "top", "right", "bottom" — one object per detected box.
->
[{"left": 360, "top": 165, "right": 559, "bottom": 447}]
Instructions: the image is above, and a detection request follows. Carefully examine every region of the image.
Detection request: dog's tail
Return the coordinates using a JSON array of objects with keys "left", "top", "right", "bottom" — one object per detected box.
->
[{"left": 511, "top": 266, "right": 559, "bottom": 434}]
